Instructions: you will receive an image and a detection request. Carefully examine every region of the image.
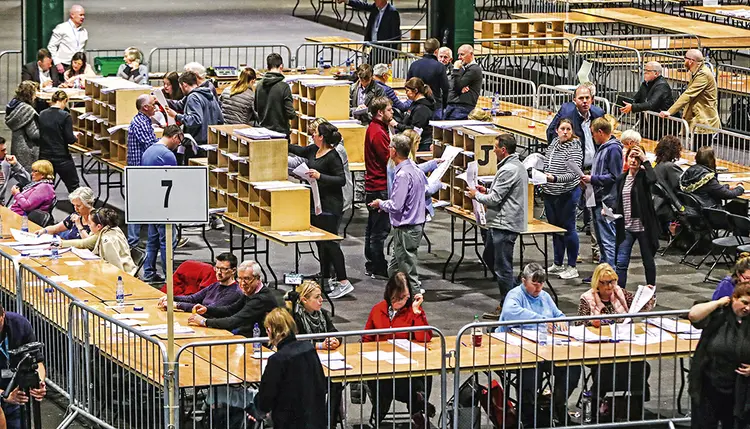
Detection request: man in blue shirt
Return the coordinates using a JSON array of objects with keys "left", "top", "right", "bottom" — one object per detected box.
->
[
  {"left": 140, "top": 125, "right": 183, "bottom": 283},
  {"left": 127, "top": 94, "right": 158, "bottom": 249},
  {"left": 497, "top": 263, "right": 581, "bottom": 427},
  {"left": 337, "top": 0, "right": 400, "bottom": 64}
]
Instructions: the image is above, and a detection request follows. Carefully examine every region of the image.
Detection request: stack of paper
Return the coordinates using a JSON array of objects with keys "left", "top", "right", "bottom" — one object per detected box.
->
[
  {"left": 8, "top": 229, "right": 55, "bottom": 245},
  {"left": 566, "top": 325, "right": 612, "bottom": 343},
  {"left": 387, "top": 339, "right": 426, "bottom": 352},
  {"left": 646, "top": 318, "right": 701, "bottom": 336},
  {"left": 318, "top": 351, "right": 353, "bottom": 370},
  {"left": 361, "top": 350, "right": 417, "bottom": 365},
  {"left": 234, "top": 127, "right": 287, "bottom": 140},
  {"left": 71, "top": 247, "right": 100, "bottom": 260}
]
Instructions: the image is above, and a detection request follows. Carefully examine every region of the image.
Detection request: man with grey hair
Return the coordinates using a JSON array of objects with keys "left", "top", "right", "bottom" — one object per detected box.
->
[
  {"left": 48, "top": 4, "right": 88, "bottom": 73},
  {"left": 372, "top": 63, "right": 409, "bottom": 115},
  {"left": 444, "top": 45, "right": 483, "bottom": 120},
  {"left": 369, "top": 134, "right": 426, "bottom": 292},
  {"left": 661, "top": 49, "right": 721, "bottom": 146},
  {"left": 167, "top": 62, "right": 218, "bottom": 113},
  {"left": 620, "top": 61, "right": 674, "bottom": 118}
]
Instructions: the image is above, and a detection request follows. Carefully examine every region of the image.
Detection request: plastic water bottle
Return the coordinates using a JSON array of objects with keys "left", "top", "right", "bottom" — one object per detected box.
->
[
  {"left": 345, "top": 58, "right": 352, "bottom": 74},
  {"left": 0, "top": 216, "right": 4, "bottom": 237},
  {"left": 318, "top": 56, "right": 325, "bottom": 75},
  {"left": 21, "top": 216, "right": 28, "bottom": 232},
  {"left": 51, "top": 236, "right": 59, "bottom": 260},
  {"left": 537, "top": 324, "right": 548, "bottom": 346},
  {"left": 253, "top": 323, "right": 262, "bottom": 354},
  {"left": 492, "top": 92, "right": 500, "bottom": 114},
  {"left": 581, "top": 391, "right": 593, "bottom": 423},
  {"left": 115, "top": 276, "right": 125, "bottom": 305}
]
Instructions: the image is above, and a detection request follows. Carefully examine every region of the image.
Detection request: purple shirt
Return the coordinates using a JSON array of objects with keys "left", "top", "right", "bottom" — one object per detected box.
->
[
  {"left": 712, "top": 276, "right": 736, "bottom": 301},
  {"left": 379, "top": 159, "right": 426, "bottom": 227},
  {"left": 174, "top": 281, "right": 242, "bottom": 312}
]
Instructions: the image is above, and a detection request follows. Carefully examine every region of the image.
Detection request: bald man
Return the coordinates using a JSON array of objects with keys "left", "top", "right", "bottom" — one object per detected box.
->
[
  {"left": 660, "top": 49, "right": 721, "bottom": 145},
  {"left": 48, "top": 5, "right": 88, "bottom": 74},
  {"left": 444, "top": 44, "right": 483, "bottom": 120}
]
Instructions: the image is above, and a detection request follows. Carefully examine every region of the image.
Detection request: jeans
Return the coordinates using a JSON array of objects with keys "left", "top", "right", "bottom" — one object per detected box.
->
[
  {"left": 311, "top": 213, "right": 347, "bottom": 281},
  {"left": 482, "top": 228, "right": 519, "bottom": 301},
  {"left": 143, "top": 224, "right": 176, "bottom": 279},
  {"left": 592, "top": 203, "right": 617, "bottom": 265},
  {"left": 615, "top": 230, "right": 657, "bottom": 288},
  {"left": 2, "top": 403, "right": 20, "bottom": 429},
  {"left": 127, "top": 223, "right": 143, "bottom": 248},
  {"left": 388, "top": 223, "right": 424, "bottom": 293},
  {"left": 544, "top": 187, "right": 581, "bottom": 267},
  {"left": 49, "top": 157, "right": 80, "bottom": 193},
  {"left": 364, "top": 190, "right": 391, "bottom": 275},
  {"left": 443, "top": 104, "right": 473, "bottom": 120}
]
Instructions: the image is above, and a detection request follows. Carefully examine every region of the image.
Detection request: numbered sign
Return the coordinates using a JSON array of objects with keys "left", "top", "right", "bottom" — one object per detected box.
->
[{"left": 125, "top": 167, "right": 209, "bottom": 223}]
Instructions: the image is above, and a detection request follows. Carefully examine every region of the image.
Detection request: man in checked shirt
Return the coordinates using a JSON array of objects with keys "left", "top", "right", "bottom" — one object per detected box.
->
[{"left": 126, "top": 94, "right": 158, "bottom": 249}]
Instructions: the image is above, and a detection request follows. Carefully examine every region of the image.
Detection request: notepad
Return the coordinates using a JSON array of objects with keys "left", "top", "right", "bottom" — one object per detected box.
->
[
  {"left": 387, "top": 339, "right": 426, "bottom": 352},
  {"left": 62, "top": 280, "right": 95, "bottom": 288}
]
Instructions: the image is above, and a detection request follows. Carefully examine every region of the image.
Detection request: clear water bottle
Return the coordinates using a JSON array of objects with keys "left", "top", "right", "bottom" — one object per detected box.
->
[
  {"left": 21, "top": 216, "right": 28, "bottom": 232},
  {"left": 253, "top": 323, "right": 262, "bottom": 354},
  {"left": 116, "top": 276, "right": 125, "bottom": 305},
  {"left": 492, "top": 92, "right": 500, "bottom": 114},
  {"left": 345, "top": 58, "right": 352, "bottom": 74},
  {"left": 581, "top": 390, "right": 593, "bottom": 423},
  {"left": 537, "top": 324, "right": 548, "bottom": 346},
  {"left": 318, "top": 56, "right": 325, "bottom": 75},
  {"left": 51, "top": 237, "right": 59, "bottom": 260}
]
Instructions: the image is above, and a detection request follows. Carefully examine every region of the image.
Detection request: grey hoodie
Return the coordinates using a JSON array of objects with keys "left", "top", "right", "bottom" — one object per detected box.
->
[{"left": 175, "top": 86, "right": 224, "bottom": 145}]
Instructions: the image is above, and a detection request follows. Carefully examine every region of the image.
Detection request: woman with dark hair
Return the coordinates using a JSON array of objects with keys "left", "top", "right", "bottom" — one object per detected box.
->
[
  {"left": 60, "top": 208, "right": 135, "bottom": 274},
  {"left": 653, "top": 135, "right": 683, "bottom": 224},
  {"left": 363, "top": 272, "right": 434, "bottom": 429},
  {"left": 220, "top": 67, "right": 258, "bottom": 125},
  {"left": 38, "top": 90, "right": 79, "bottom": 193},
  {"left": 713, "top": 253, "right": 750, "bottom": 300},
  {"left": 680, "top": 146, "right": 745, "bottom": 208},
  {"left": 392, "top": 77, "right": 435, "bottom": 151},
  {"left": 688, "top": 283, "right": 750, "bottom": 429},
  {"left": 614, "top": 145, "right": 659, "bottom": 288},
  {"left": 61, "top": 52, "right": 96, "bottom": 88},
  {"left": 4, "top": 81, "right": 40, "bottom": 171},
  {"left": 162, "top": 71, "right": 183, "bottom": 100},
  {"left": 287, "top": 120, "right": 352, "bottom": 299}
]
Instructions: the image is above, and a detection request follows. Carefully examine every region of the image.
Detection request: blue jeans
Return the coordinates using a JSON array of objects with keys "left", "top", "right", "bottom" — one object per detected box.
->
[
  {"left": 143, "top": 224, "right": 175, "bottom": 279},
  {"left": 443, "top": 104, "right": 473, "bottom": 120},
  {"left": 616, "top": 230, "right": 657, "bottom": 288},
  {"left": 482, "top": 228, "right": 519, "bottom": 301},
  {"left": 127, "top": 223, "right": 143, "bottom": 248},
  {"left": 592, "top": 203, "right": 617, "bottom": 265},
  {"left": 432, "top": 106, "right": 443, "bottom": 120},
  {"left": 544, "top": 187, "right": 581, "bottom": 267},
  {"left": 2, "top": 403, "right": 20, "bottom": 429}
]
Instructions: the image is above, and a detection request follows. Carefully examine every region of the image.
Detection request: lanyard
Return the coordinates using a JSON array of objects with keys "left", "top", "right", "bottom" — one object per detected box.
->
[
  {"left": 69, "top": 21, "right": 80, "bottom": 50},
  {"left": 0, "top": 337, "right": 9, "bottom": 365}
]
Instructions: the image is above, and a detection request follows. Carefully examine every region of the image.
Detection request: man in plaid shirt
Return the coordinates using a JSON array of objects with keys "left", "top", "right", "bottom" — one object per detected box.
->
[{"left": 127, "top": 94, "right": 158, "bottom": 248}]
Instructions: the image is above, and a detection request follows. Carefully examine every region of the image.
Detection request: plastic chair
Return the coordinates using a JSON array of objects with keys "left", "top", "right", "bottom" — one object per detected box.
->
[
  {"left": 652, "top": 182, "right": 684, "bottom": 256},
  {"left": 699, "top": 208, "right": 742, "bottom": 282},
  {"left": 675, "top": 192, "right": 710, "bottom": 268}
]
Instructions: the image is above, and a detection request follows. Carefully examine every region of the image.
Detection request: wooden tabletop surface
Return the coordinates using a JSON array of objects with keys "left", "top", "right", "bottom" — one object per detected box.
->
[
  {"left": 661, "top": 67, "right": 750, "bottom": 96},
  {"left": 685, "top": 5, "right": 750, "bottom": 23},
  {"left": 444, "top": 206, "right": 567, "bottom": 235},
  {"left": 511, "top": 12, "right": 615, "bottom": 24},
  {"left": 221, "top": 213, "right": 343, "bottom": 245}
]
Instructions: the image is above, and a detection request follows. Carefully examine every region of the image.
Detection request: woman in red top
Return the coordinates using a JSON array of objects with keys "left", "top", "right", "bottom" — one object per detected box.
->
[{"left": 363, "top": 273, "right": 435, "bottom": 428}]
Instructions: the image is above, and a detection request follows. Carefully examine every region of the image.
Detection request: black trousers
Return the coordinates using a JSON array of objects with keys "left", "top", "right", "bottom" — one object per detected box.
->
[
  {"left": 692, "top": 380, "right": 748, "bottom": 429},
  {"left": 367, "top": 376, "right": 431, "bottom": 426},
  {"left": 311, "top": 213, "right": 347, "bottom": 281},
  {"left": 364, "top": 190, "right": 391, "bottom": 276},
  {"left": 49, "top": 157, "right": 80, "bottom": 193}
]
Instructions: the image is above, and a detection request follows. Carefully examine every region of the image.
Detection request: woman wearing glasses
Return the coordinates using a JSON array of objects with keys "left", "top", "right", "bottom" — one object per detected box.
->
[
  {"left": 9, "top": 160, "right": 55, "bottom": 217},
  {"left": 60, "top": 208, "right": 136, "bottom": 274}
]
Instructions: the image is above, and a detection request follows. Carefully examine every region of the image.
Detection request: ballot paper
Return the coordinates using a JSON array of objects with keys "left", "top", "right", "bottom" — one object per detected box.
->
[
  {"left": 511, "top": 328, "right": 571, "bottom": 345},
  {"left": 585, "top": 184, "right": 596, "bottom": 208},
  {"left": 361, "top": 350, "right": 417, "bottom": 364},
  {"left": 567, "top": 325, "right": 612, "bottom": 343},
  {"left": 71, "top": 247, "right": 100, "bottom": 260},
  {"left": 529, "top": 168, "right": 548, "bottom": 185},
  {"left": 62, "top": 280, "right": 95, "bottom": 288},
  {"left": 9, "top": 229, "right": 55, "bottom": 245},
  {"left": 523, "top": 153, "right": 547, "bottom": 170},
  {"left": 626, "top": 285, "right": 656, "bottom": 318},
  {"left": 48, "top": 275, "right": 69, "bottom": 282},
  {"left": 490, "top": 331, "right": 524, "bottom": 346},
  {"left": 565, "top": 160, "right": 585, "bottom": 178},
  {"left": 646, "top": 317, "right": 701, "bottom": 335},
  {"left": 601, "top": 203, "right": 622, "bottom": 223},
  {"left": 65, "top": 261, "right": 85, "bottom": 266},
  {"left": 112, "top": 313, "right": 150, "bottom": 320},
  {"left": 317, "top": 351, "right": 353, "bottom": 370},
  {"left": 466, "top": 161, "right": 487, "bottom": 225},
  {"left": 387, "top": 339, "right": 426, "bottom": 353},
  {"left": 234, "top": 127, "right": 286, "bottom": 140},
  {"left": 292, "top": 163, "right": 322, "bottom": 215},
  {"left": 651, "top": 36, "right": 671, "bottom": 50},
  {"left": 428, "top": 145, "right": 463, "bottom": 186},
  {"left": 152, "top": 87, "right": 175, "bottom": 125},
  {"left": 106, "top": 124, "right": 129, "bottom": 134}
]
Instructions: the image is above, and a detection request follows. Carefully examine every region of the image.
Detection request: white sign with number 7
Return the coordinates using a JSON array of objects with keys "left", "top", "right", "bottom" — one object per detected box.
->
[{"left": 124, "top": 166, "right": 209, "bottom": 223}]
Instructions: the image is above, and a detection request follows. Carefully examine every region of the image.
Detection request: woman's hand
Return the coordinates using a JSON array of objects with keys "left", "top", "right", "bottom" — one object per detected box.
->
[
  {"left": 323, "top": 337, "right": 340, "bottom": 349},
  {"left": 187, "top": 314, "right": 206, "bottom": 327},
  {"left": 412, "top": 293, "right": 424, "bottom": 315},
  {"left": 717, "top": 296, "right": 731, "bottom": 307},
  {"left": 156, "top": 296, "right": 168, "bottom": 310},
  {"left": 130, "top": 61, "right": 140, "bottom": 70},
  {"left": 193, "top": 304, "right": 207, "bottom": 315},
  {"left": 736, "top": 363, "right": 750, "bottom": 377},
  {"left": 306, "top": 169, "right": 321, "bottom": 180},
  {"left": 10, "top": 186, "right": 19, "bottom": 196},
  {"left": 5, "top": 155, "right": 16, "bottom": 165}
]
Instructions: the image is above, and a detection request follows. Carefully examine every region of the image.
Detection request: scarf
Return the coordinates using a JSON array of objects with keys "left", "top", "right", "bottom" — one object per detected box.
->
[
  {"left": 22, "top": 179, "right": 53, "bottom": 193},
  {"left": 295, "top": 304, "right": 328, "bottom": 335}
]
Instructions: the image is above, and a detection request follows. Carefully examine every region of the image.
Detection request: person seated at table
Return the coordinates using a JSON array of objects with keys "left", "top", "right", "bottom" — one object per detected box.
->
[
  {"left": 285, "top": 279, "right": 344, "bottom": 428},
  {"left": 688, "top": 283, "right": 750, "bottom": 429},
  {"left": 9, "top": 160, "right": 55, "bottom": 217},
  {"left": 59, "top": 208, "right": 136, "bottom": 274},
  {"left": 680, "top": 146, "right": 745, "bottom": 208},
  {"left": 713, "top": 253, "right": 750, "bottom": 300},
  {"left": 159, "top": 260, "right": 217, "bottom": 296},
  {"left": 157, "top": 252, "right": 242, "bottom": 312},
  {"left": 60, "top": 52, "right": 96, "bottom": 89},
  {"left": 254, "top": 307, "right": 328, "bottom": 429},
  {"left": 391, "top": 77, "right": 434, "bottom": 152},
  {"left": 187, "top": 261, "right": 278, "bottom": 337},
  {"left": 0, "top": 141, "right": 31, "bottom": 207},
  {"left": 576, "top": 262, "right": 655, "bottom": 421},
  {"left": 653, "top": 135, "right": 684, "bottom": 231},
  {"left": 349, "top": 64, "right": 385, "bottom": 124},
  {"left": 498, "top": 263, "right": 581, "bottom": 426},
  {"left": 220, "top": 67, "right": 258, "bottom": 126},
  {"left": 116, "top": 47, "right": 148, "bottom": 85},
  {"left": 363, "top": 272, "right": 434, "bottom": 428},
  {"left": 36, "top": 186, "right": 94, "bottom": 240}
]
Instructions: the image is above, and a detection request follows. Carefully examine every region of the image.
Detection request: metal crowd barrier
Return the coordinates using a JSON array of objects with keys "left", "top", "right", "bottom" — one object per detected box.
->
[
  {"left": 571, "top": 39, "right": 642, "bottom": 105},
  {"left": 0, "top": 248, "right": 21, "bottom": 313},
  {"left": 293, "top": 42, "right": 420, "bottom": 77},
  {"left": 482, "top": 72, "right": 537, "bottom": 108},
  {"left": 617, "top": 111, "right": 691, "bottom": 150},
  {"left": 693, "top": 123, "right": 750, "bottom": 167},
  {"left": 0, "top": 50, "right": 22, "bottom": 114},
  {"left": 174, "top": 326, "right": 447, "bottom": 429},
  {"left": 536, "top": 84, "right": 612, "bottom": 116},
  {"left": 715, "top": 63, "right": 750, "bottom": 134},
  {"left": 581, "top": 35, "right": 702, "bottom": 55},
  {"left": 146, "top": 44, "right": 293, "bottom": 75},
  {"left": 452, "top": 310, "right": 695, "bottom": 429}
]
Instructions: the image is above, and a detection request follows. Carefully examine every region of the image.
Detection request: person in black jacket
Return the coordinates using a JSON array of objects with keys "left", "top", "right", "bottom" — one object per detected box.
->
[
  {"left": 21, "top": 49, "right": 62, "bottom": 89},
  {"left": 680, "top": 146, "right": 745, "bottom": 209},
  {"left": 619, "top": 61, "right": 675, "bottom": 139},
  {"left": 688, "top": 284, "right": 750, "bottom": 429},
  {"left": 392, "top": 77, "right": 434, "bottom": 151},
  {"left": 614, "top": 145, "right": 659, "bottom": 288},
  {"left": 255, "top": 53, "right": 295, "bottom": 136},
  {"left": 187, "top": 260, "right": 278, "bottom": 336},
  {"left": 407, "top": 38, "right": 450, "bottom": 120},
  {"left": 444, "top": 45, "right": 483, "bottom": 120},
  {"left": 337, "top": 0, "right": 400, "bottom": 65},
  {"left": 255, "top": 307, "right": 328, "bottom": 429},
  {"left": 653, "top": 135, "right": 684, "bottom": 228},
  {"left": 38, "top": 90, "right": 79, "bottom": 192},
  {"left": 288, "top": 121, "right": 353, "bottom": 299}
]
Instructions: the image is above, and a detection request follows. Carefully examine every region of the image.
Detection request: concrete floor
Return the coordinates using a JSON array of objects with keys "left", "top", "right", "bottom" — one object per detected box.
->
[{"left": 0, "top": 1, "right": 712, "bottom": 427}]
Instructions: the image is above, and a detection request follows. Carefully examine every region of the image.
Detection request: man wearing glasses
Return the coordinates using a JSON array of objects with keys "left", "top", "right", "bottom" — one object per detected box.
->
[
  {"left": 157, "top": 253, "right": 242, "bottom": 312},
  {"left": 140, "top": 125, "right": 183, "bottom": 283},
  {"left": 660, "top": 49, "right": 721, "bottom": 147}
]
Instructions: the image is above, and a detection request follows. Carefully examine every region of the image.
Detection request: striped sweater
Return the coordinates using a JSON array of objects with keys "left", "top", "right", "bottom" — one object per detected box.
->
[{"left": 541, "top": 137, "right": 583, "bottom": 196}]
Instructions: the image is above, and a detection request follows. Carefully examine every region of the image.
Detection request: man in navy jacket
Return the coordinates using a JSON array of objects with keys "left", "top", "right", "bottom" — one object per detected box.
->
[
  {"left": 408, "top": 38, "right": 450, "bottom": 119},
  {"left": 546, "top": 85, "right": 605, "bottom": 170},
  {"left": 338, "top": 0, "right": 400, "bottom": 64}
]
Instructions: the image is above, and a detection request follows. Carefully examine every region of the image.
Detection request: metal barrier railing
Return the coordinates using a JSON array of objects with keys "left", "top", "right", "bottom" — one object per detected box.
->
[
  {"left": 293, "top": 42, "right": 420, "bottom": 78},
  {"left": 452, "top": 310, "right": 695, "bottom": 429},
  {"left": 174, "top": 326, "right": 447, "bottom": 429},
  {"left": 617, "top": 111, "right": 692, "bottom": 151},
  {"left": 579, "top": 34, "right": 702, "bottom": 54},
  {"left": 572, "top": 39, "right": 642, "bottom": 106},
  {"left": 693, "top": 123, "right": 750, "bottom": 167},
  {"left": 0, "top": 247, "right": 21, "bottom": 313},
  {"left": 146, "top": 44, "right": 293, "bottom": 75},
  {"left": 0, "top": 50, "right": 22, "bottom": 114},
  {"left": 536, "top": 84, "right": 613, "bottom": 117},
  {"left": 481, "top": 72, "right": 537, "bottom": 108},
  {"left": 715, "top": 63, "right": 750, "bottom": 133}
]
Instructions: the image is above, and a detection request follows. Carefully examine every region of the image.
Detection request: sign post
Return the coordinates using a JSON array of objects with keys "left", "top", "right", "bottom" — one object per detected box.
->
[{"left": 124, "top": 166, "right": 209, "bottom": 428}]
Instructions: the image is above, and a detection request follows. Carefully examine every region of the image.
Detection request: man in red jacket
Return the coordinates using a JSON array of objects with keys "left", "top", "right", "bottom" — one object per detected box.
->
[{"left": 364, "top": 97, "right": 393, "bottom": 279}]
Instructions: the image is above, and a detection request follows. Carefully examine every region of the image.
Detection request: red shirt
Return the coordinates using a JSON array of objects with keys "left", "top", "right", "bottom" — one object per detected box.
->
[
  {"left": 364, "top": 117, "right": 390, "bottom": 192},
  {"left": 363, "top": 300, "right": 432, "bottom": 343}
]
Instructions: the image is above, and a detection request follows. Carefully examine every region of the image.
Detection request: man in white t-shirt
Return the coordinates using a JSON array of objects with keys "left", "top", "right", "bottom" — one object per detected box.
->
[{"left": 47, "top": 4, "right": 88, "bottom": 73}]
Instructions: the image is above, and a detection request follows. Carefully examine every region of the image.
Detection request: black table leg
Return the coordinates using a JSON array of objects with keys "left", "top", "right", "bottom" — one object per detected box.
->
[
  {"left": 442, "top": 215, "right": 456, "bottom": 279},
  {"left": 544, "top": 233, "right": 558, "bottom": 304},
  {"left": 202, "top": 225, "right": 214, "bottom": 261}
]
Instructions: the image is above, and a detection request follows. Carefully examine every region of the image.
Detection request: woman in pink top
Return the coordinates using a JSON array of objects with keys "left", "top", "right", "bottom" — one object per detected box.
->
[{"left": 10, "top": 160, "right": 56, "bottom": 216}]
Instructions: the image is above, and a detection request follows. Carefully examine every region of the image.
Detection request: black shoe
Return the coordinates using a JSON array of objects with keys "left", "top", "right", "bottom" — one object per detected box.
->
[
  {"left": 142, "top": 274, "right": 166, "bottom": 284},
  {"left": 369, "top": 270, "right": 389, "bottom": 280}
]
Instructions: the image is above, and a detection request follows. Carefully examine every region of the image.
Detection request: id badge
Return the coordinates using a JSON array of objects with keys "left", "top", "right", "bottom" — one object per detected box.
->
[{"left": 1, "top": 369, "right": 13, "bottom": 379}]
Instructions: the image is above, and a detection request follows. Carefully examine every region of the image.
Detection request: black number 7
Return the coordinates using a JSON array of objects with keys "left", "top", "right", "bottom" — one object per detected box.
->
[{"left": 161, "top": 180, "right": 173, "bottom": 208}]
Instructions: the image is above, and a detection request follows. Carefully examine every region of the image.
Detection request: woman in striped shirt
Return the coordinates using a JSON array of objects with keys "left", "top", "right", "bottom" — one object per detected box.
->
[{"left": 542, "top": 118, "right": 584, "bottom": 280}]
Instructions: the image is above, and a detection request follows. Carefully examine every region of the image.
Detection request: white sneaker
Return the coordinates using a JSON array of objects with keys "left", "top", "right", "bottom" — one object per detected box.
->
[
  {"left": 547, "top": 264, "right": 565, "bottom": 274},
  {"left": 558, "top": 266, "right": 579, "bottom": 279},
  {"left": 329, "top": 281, "right": 354, "bottom": 299}
]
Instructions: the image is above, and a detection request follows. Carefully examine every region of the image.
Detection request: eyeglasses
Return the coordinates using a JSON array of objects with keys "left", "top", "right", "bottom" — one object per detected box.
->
[
  {"left": 599, "top": 278, "right": 617, "bottom": 285},
  {"left": 238, "top": 276, "right": 257, "bottom": 283},
  {"left": 214, "top": 266, "right": 235, "bottom": 272}
]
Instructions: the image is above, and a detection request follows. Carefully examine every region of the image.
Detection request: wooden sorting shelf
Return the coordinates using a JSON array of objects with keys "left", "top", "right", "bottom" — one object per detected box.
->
[
  {"left": 290, "top": 78, "right": 351, "bottom": 135},
  {"left": 224, "top": 181, "right": 310, "bottom": 231},
  {"left": 480, "top": 19, "right": 565, "bottom": 48}
]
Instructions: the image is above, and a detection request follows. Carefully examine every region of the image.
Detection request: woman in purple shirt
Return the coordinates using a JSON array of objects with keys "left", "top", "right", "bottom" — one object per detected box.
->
[
  {"left": 10, "top": 160, "right": 56, "bottom": 216},
  {"left": 156, "top": 253, "right": 242, "bottom": 312},
  {"left": 713, "top": 254, "right": 750, "bottom": 301}
]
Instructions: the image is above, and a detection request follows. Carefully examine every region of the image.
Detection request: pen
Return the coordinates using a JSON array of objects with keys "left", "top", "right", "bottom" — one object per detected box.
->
[{"left": 461, "top": 342, "right": 468, "bottom": 347}]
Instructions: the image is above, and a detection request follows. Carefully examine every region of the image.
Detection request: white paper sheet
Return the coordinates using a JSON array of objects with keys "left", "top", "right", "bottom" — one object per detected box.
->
[
  {"left": 384, "top": 356, "right": 418, "bottom": 365},
  {"left": 463, "top": 125, "right": 499, "bottom": 135},
  {"left": 601, "top": 203, "right": 623, "bottom": 223},
  {"left": 152, "top": 88, "right": 175, "bottom": 125},
  {"left": 565, "top": 160, "right": 585, "bottom": 178},
  {"left": 361, "top": 350, "right": 412, "bottom": 362},
  {"left": 490, "top": 331, "right": 524, "bottom": 346},
  {"left": 64, "top": 261, "right": 85, "bottom": 266},
  {"left": 627, "top": 285, "right": 656, "bottom": 318},
  {"left": 292, "top": 163, "right": 322, "bottom": 215},
  {"left": 530, "top": 168, "right": 548, "bottom": 185},
  {"left": 62, "top": 280, "right": 95, "bottom": 288},
  {"left": 112, "top": 313, "right": 150, "bottom": 320},
  {"left": 71, "top": 247, "right": 101, "bottom": 260},
  {"left": 106, "top": 124, "right": 129, "bottom": 134},
  {"left": 523, "top": 153, "right": 547, "bottom": 170},
  {"left": 9, "top": 229, "right": 55, "bottom": 245},
  {"left": 428, "top": 145, "right": 463, "bottom": 186},
  {"left": 48, "top": 275, "right": 69, "bottom": 282},
  {"left": 387, "top": 339, "right": 426, "bottom": 352},
  {"left": 577, "top": 60, "right": 593, "bottom": 85},
  {"left": 135, "top": 324, "right": 195, "bottom": 335},
  {"left": 567, "top": 325, "right": 612, "bottom": 343},
  {"left": 234, "top": 127, "right": 287, "bottom": 140},
  {"left": 466, "top": 161, "right": 487, "bottom": 225},
  {"left": 251, "top": 349, "right": 276, "bottom": 359},
  {"left": 646, "top": 317, "right": 700, "bottom": 335},
  {"left": 585, "top": 184, "right": 596, "bottom": 208}
]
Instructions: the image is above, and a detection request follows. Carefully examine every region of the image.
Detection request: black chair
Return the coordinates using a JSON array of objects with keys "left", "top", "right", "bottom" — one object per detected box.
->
[
  {"left": 27, "top": 209, "right": 55, "bottom": 227},
  {"left": 700, "top": 208, "right": 744, "bottom": 282},
  {"left": 652, "top": 182, "right": 685, "bottom": 256},
  {"left": 130, "top": 247, "right": 146, "bottom": 278},
  {"left": 730, "top": 214, "right": 750, "bottom": 258},
  {"left": 675, "top": 192, "right": 710, "bottom": 268}
]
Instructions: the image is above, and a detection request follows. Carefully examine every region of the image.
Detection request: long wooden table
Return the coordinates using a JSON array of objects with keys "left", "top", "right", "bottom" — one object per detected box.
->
[
  {"left": 661, "top": 67, "right": 750, "bottom": 96},
  {"left": 685, "top": 5, "right": 750, "bottom": 24}
]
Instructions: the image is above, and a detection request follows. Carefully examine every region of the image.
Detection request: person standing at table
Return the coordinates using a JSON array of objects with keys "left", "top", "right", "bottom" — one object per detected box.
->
[
  {"left": 350, "top": 64, "right": 385, "bottom": 125},
  {"left": 391, "top": 78, "right": 434, "bottom": 152},
  {"left": 369, "top": 134, "right": 426, "bottom": 293},
  {"left": 468, "top": 133, "right": 528, "bottom": 315},
  {"left": 363, "top": 97, "right": 393, "bottom": 279},
  {"left": 335, "top": 0, "right": 400, "bottom": 65},
  {"left": 408, "top": 38, "right": 449, "bottom": 120},
  {"left": 21, "top": 49, "right": 62, "bottom": 89},
  {"left": 254, "top": 53, "right": 294, "bottom": 137},
  {"left": 38, "top": 90, "right": 79, "bottom": 193},
  {"left": 220, "top": 67, "right": 258, "bottom": 126},
  {"left": 660, "top": 49, "right": 721, "bottom": 147},
  {"left": 140, "top": 125, "right": 183, "bottom": 283},
  {"left": 5, "top": 81, "right": 40, "bottom": 171},
  {"left": 443, "top": 45, "right": 482, "bottom": 121},
  {"left": 157, "top": 252, "right": 242, "bottom": 312},
  {"left": 47, "top": 4, "right": 88, "bottom": 74},
  {"left": 127, "top": 94, "right": 158, "bottom": 248}
]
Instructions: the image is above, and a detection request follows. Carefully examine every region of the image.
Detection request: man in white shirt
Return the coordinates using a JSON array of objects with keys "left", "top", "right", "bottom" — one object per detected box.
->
[{"left": 47, "top": 4, "right": 88, "bottom": 74}]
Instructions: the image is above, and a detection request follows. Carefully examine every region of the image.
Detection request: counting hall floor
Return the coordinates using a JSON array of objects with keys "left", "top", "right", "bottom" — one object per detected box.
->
[{"left": 0, "top": 0, "right": 717, "bottom": 426}]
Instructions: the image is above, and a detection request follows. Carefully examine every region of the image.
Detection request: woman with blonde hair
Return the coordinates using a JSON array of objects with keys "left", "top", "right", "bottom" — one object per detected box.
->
[
  {"left": 577, "top": 262, "right": 655, "bottom": 326},
  {"left": 4, "top": 81, "right": 40, "bottom": 171},
  {"left": 254, "top": 307, "right": 327, "bottom": 429},
  {"left": 220, "top": 67, "right": 258, "bottom": 125},
  {"left": 10, "top": 160, "right": 56, "bottom": 216},
  {"left": 116, "top": 47, "right": 148, "bottom": 84}
]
